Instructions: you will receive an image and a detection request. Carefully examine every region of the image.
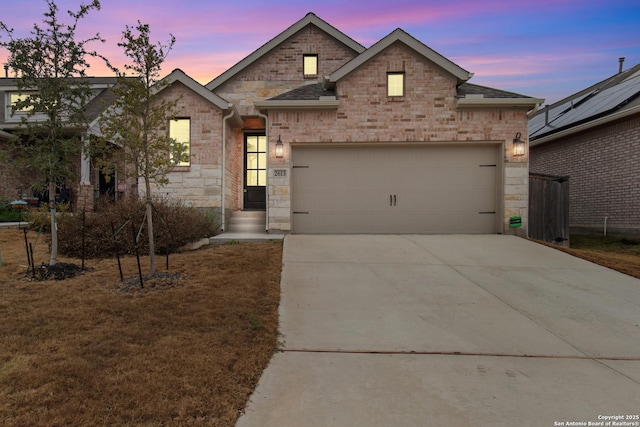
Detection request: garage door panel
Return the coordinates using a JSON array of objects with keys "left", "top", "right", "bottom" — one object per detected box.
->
[
  {"left": 294, "top": 188, "right": 389, "bottom": 212},
  {"left": 291, "top": 145, "right": 500, "bottom": 234}
]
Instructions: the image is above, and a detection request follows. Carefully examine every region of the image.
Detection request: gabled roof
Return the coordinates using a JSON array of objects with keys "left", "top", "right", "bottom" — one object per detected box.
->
[
  {"left": 529, "top": 63, "right": 640, "bottom": 145},
  {"left": 89, "top": 69, "right": 241, "bottom": 135},
  {"left": 162, "top": 69, "right": 231, "bottom": 110},
  {"left": 325, "top": 28, "right": 473, "bottom": 87},
  {"left": 205, "top": 13, "right": 365, "bottom": 91}
]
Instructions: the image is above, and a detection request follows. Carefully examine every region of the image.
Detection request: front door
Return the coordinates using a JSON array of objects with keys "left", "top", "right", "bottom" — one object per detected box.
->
[
  {"left": 244, "top": 134, "right": 266, "bottom": 210},
  {"left": 99, "top": 170, "right": 116, "bottom": 202}
]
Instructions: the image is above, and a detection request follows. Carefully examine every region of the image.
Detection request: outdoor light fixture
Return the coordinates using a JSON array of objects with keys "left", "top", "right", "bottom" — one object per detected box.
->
[
  {"left": 275, "top": 135, "right": 284, "bottom": 158},
  {"left": 513, "top": 132, "right": 526, "bottom": 157}
]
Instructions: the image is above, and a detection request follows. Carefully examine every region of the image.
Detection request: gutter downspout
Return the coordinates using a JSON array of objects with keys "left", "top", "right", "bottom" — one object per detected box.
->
[
  {"left": 221, "top": 106, "right": 235, "bottom": 232},
  {"left": 256, "top": 111, "right": 269, "bottom": 232}
]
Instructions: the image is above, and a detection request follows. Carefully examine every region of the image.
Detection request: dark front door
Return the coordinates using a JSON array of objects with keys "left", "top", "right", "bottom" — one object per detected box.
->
[
  {"left": 244, "top": 134, "right": 266, "bottom": 210},
  {"left": 99, "top": 171, "right": 116, "bottom": 202}
]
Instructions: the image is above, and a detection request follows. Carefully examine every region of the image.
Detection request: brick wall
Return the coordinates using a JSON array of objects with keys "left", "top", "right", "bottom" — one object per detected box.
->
[
  {"left": 0, "top": 141, "right": 29, "bottom": 201},
  {"left": 530, "top": 114, "right": 640, "bottom": 235},
  {"left": 266, "top": 43, "right": 530, "bottom": 232},
  {"left": 143, "top": 82, "right": 225, "bottom": 210},
  {"left": 214, "top": 25, "right": 359, "bottom": 116}
]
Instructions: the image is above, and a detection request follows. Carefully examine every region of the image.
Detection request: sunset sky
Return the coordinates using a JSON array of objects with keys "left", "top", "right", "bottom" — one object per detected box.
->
[{"left": 1, "top": 0, "right": 638, "bottom": 105}]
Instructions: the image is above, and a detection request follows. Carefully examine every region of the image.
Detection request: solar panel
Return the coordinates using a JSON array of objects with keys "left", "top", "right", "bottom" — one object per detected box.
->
[{"left": 530, "top": 75, "right": 640, "bottom": 139}]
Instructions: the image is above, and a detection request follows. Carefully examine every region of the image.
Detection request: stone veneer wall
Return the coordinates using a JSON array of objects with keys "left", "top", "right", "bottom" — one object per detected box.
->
[
  {"left": 530, "top": 114, "right": 640, "bottom": 235},
  {"left": 266, "top": 43, "right": 530, "bottom": 233}
]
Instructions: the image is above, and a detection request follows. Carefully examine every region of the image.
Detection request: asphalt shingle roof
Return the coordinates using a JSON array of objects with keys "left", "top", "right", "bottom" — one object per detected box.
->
[
  {"left": 457, "top": 83, "right": 531, "bottom": 99},
  {"left": 269, "top": 83, "right": 336, "bottom": 101}
]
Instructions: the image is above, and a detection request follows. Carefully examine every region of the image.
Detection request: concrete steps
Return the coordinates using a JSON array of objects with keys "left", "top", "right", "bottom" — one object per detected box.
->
[{"left": 226, "top": 210, "right": 266, "bottom": 233}]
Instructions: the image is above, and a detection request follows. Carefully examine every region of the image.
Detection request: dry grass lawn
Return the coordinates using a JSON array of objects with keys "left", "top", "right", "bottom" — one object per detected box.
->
[
  {"left": 2, "top": 227, "right": 638, "bottom": 426},
  {"left": 539, "top": 234, "right": 640, "bottom": 279},
  {"left": 0, "top": 229, "right": 282, "bottom": 427}
]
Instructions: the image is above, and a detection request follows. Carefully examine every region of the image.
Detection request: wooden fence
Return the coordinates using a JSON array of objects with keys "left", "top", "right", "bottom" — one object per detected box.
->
[{"left": 529, "top": 173, "right": 570, "bottom": 247}]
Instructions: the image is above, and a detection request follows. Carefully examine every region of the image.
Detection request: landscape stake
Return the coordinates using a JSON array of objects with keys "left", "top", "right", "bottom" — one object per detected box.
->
[
  {"left": 131, "top": 222, "right": 144, "bottom": 288},
  {"left": 23, "top": 229, "right": 31, "bottom": 272},
  {"left": 111, "top": 222, "right": 123, "bottom": 281}
]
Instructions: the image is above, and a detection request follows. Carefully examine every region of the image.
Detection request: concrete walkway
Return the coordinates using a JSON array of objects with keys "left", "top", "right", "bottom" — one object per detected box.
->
[{"left": 236, "top": 235, "right": 640, "bottom": 427}]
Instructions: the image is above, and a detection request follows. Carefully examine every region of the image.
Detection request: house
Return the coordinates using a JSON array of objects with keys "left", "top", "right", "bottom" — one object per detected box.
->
[
  {"left": 146, "top": 12, "right": 542, "bottom": 234},
  {"left": 0, "top": 76, "right": 119, "bottom": 206},
  {"left": 529, "top": 62, "right": 640, "bottom": 236},
  {"left": 3, "top": 13, "right": 543, "bottom": 235}
]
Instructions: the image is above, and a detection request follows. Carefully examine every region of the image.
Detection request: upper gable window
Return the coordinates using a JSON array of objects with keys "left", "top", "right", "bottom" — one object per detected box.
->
[
  {"left": 387, "top": 73, "right": 405, "bottom": 97},
  {"left": 303, "top": 54, "right": 318, "bottom": 78}
]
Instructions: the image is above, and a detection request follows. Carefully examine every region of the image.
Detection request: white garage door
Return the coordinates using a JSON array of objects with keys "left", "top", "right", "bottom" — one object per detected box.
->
[{"left": 291, "top": 144, "right": 501, "bottom": 234}]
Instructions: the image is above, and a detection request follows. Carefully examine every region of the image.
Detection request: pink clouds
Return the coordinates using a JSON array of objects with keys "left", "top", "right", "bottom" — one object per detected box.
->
[{"left": 1, "top": 0, "right": 639, "bottom": 103}]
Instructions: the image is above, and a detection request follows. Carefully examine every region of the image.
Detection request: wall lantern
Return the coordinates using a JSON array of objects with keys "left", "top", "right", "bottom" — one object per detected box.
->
[
  {"left": 275, "top": 135, "right": 284, "bottom": 158},
  {"left": 513, "top": 132, "right": 526, "bottom": 157}
]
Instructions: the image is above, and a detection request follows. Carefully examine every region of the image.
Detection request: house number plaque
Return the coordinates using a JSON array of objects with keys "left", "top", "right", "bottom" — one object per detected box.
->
[{"left": 274, "top": 169, "right": 287, "bottom": 177}]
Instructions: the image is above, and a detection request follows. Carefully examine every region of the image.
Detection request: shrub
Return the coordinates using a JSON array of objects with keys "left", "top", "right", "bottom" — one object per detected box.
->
[
  {"left": 0, "top": 198, "right": 26, "bottom": 222},
  {"left": 57, "top": 197, "right": 219, "bottom": 259}
]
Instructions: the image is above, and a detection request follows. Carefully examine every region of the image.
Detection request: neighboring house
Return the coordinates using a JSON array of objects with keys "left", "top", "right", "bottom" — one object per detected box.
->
[
  {"left": 529, "top": 62, "right": 640, "bottom": 236},
  {"left": 3, "top": 12, "right": 544, "bottom": 234},
  {"left": 0, "top": 76, "right": 119, "bottom": 206},
  {"left": 147, "top": 13, "right": 542, "bottom": 234}
]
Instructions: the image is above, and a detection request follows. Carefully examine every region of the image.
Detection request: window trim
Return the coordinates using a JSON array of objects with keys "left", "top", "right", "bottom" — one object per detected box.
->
[
  {"left": 303, "top": 54, "right": 318, "bottom": 78},
  {"left": 5, "top": 92, "right": 45, "bottom": 122},
  {"left": 387, "top": 72, "right": 405, "bottom": 97},
  {"left": 169, "top": 117, "right": 191, "bottom": 167}
]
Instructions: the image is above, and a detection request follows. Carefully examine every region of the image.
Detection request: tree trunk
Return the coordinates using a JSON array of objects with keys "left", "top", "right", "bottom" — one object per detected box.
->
[
  {"left": 48, "top": 180, "right": 58, "bottom": 266},
  {"left": 144, "top": 177, "right": 155, "bottom": 274}
]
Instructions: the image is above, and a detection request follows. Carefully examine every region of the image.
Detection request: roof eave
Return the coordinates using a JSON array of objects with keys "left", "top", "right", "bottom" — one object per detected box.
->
[
  {"left": 458, "top": 97, "right": 544, "bottom": 108},
  {"left": 530, "top": 104, "right": 640, "bottom": 147},
  {"left": 254, "top": 98, "right": 340, "bottom": 111}
]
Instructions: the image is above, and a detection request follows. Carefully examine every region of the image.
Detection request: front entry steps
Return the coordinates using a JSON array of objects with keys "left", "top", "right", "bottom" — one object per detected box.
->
[
  {"left": 210, "top": 211, "right": 285, "bottom": 243},
  {"left": 227, "top": 211, "right": 266, "bottom": 233}
]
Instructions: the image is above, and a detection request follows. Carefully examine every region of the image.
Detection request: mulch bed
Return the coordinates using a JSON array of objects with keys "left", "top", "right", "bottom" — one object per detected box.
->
[{"left": 30, "top": 262, "right": 93, "bottom": 281}]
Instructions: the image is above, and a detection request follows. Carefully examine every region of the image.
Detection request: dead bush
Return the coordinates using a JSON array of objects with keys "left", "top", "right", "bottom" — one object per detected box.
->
[{"left": 57, "top": 197, "right": 219, "bottom": 258}]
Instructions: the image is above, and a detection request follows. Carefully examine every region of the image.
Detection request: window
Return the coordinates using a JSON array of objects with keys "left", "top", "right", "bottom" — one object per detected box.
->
[
  {"left": 245, "top": 135, "right": 267, "bottom": 186},
  {"left": 170, "top": 118, "right": 190, "bottom": 166},
  {"left": 9, "top": 93, "right": 35, "bottom": 112},
  {"left": 387, "top": 73, "right": 405, "bottom": 97},
  {"left": 303, "top": 54, "right": 318, "bottom": 77},
  {"left": 5, "top": 92, "right": 45, "bottom": 122}
]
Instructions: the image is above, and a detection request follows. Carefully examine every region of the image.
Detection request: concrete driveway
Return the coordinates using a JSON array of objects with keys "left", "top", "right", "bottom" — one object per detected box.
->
[{"left": 236, "top": 235, "right": 640, "bottom": 427}]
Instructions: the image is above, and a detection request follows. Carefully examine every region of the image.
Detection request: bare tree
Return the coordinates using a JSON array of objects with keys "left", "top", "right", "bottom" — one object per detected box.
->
[
  {"left": 0, "top": 0, "right": 104, "bottom": 265},
  {"left": 94, "top": 22, "right": 184, "bottom": 274}
]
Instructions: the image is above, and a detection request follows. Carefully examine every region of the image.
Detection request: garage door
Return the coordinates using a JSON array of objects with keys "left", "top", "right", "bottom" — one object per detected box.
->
[{"left": 291, "top": 144, "right": 500, "bottom": 234}]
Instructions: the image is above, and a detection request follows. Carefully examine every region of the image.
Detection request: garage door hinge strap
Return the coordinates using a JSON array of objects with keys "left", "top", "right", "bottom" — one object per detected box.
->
[
  {"left": 292, "top": 165, "right": 309, "bottom": 168},
  {"left": 293, "top": 211, "right": 309, "bottom": 214},
  {"left": 479, "top": 164, "right": 497, "bottom": 167},
  {"left": 478, "top": 211, "right": 496, "bottom": 214}
]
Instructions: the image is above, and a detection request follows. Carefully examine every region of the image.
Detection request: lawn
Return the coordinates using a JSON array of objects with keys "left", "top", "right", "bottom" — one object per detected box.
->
[
  {"left": 541, "top": 234, "right": 640, "bottom": 279},
  {"left": 0, "top": 228, "right": 282, "bottom": 427},
  {"left": 2, "top": 228, "right": 638, "bottom": 426}
]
